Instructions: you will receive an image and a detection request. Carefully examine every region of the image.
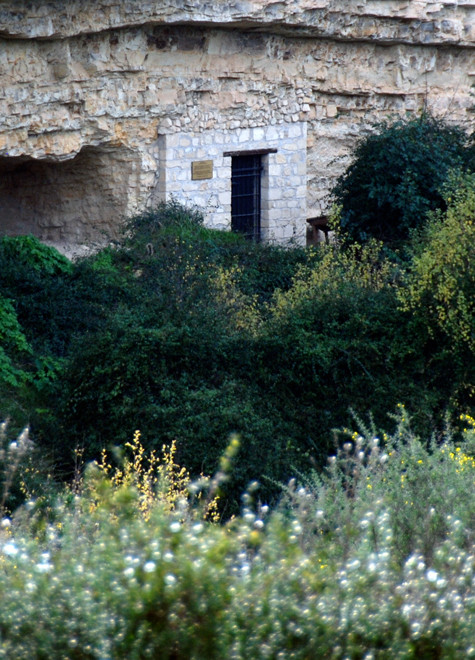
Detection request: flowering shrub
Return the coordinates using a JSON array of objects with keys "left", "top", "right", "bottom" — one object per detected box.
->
[
  {"left": 0, "top": 411, "right": 474, "bottom": 658},
  {"left": 89, "top": 430, "right": 220, "bottom": 522}
]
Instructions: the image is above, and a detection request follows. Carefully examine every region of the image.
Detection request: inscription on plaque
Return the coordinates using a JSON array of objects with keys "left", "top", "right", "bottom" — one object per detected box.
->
[{"left": 191, "top": 160, "right": 213, "bottom": 180}]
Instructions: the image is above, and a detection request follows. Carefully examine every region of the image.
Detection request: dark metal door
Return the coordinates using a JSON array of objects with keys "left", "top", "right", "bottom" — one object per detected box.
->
[{"left": 231, "top": 155, "right": 262, "bottom": 241}]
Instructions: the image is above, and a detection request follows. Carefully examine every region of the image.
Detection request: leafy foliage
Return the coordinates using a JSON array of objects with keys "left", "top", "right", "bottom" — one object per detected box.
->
[
  {"left": 398, "top": 171, "right": 475, "bottom": 408},
  {"left": 1, "top": 197, "right": 473, "bottom": 511},
  {"left": 400, "top": 171, "right": 475, "bottom": 351},
  {"left": 0, "top": 295, "right": 31, "bottom": 389},
  {"left": 331, "top": 113, "right": 475, "bottom": 246},
  {"left": 1, "top": 413, "right": 475, "bottom": 658}
]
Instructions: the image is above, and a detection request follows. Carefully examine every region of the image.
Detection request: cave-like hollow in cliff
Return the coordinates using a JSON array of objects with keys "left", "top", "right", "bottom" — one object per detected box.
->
[{"left": 0, "top": 145, "right": 140, "bottom": 254}]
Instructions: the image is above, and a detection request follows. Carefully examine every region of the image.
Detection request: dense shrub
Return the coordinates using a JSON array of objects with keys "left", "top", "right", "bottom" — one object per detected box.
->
[
  {"left": 0, "top": 295, "right": 32, "bottom": 390},
  {"left": 57, "top": 216, "right": 310, "bottom": 509},
  {"left": 331, "top": 113, "right": 475, "bottom": 246},
  {"left": 1, "top": 199, "right": 473, "bottom": 511},
  {"left": 0, "top": 235, "right": 137, "bottom": 437},
  {"left": 57, "top": 231, "right": 467, "bottom": 511},
  {"left": 258, "top": 242, "right": 452, "bottom": 455},
  {"left": 1, "top": 412, "right": 475, "bottom": 658},
  {"left": 400, "top": 171, "right": 475, "bottom": 355},
  {"left": 396, "top": 171, "right": 475, "bottom": 417}
]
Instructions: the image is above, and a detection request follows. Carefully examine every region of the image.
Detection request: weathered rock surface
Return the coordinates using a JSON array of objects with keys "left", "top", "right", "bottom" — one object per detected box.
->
[
  {"left": 0, "top": 1, "right": 473, "bottom": 250},
  {"left": 2, "top": 1, "right": 475, "bottom": 45}
]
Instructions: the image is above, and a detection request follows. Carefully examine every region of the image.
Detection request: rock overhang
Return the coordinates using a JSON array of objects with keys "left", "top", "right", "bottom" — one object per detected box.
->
[{"left": 0, "top": 0, "right": 473, "bottom": 250}]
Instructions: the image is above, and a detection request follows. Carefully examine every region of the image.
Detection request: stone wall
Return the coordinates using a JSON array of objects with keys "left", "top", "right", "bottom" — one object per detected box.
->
[
  {"left": 156, "top": 122, "right": 307, "bottom": 243},
  {"left": 0, "top": 1, "right": 473, "bottom": 251}
]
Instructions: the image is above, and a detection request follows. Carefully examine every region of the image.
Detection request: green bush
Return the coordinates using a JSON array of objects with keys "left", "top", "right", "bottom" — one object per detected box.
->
[
  {"left": 398, "top": 171, "right": 475, "bottom": 410},
  {"left": 1, "top": 412, "right": 475, "bottom": 658},
  {"left": 0, "top": 234, "right": 136, "bottom": 437},
  {"left": 258, "top": 242, "right": 447, "bottom": 454},
  {"left": 400, "top": 171, "right": 475, "bottom": 351},
  {"left": 3, "top": 201, "right": 473, "bottom": 513},
  {"left": 331, "top": 113, "right": 475, "bottom": 246},
  {"left": 47, "top": 207, "right": 469, "bottom": 510},
  {"left": 0, "top": 235, "right": 72, "bottom": 277},
  {"left": 46, "top": 203, "right": 312, "bottom": 507},
  {"left": 0, "top": 295, "right": 32, "bottom": 389}
]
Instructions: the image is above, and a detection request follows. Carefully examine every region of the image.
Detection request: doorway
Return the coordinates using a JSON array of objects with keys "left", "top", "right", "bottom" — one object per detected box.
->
[{"left": 231, "top": 154, "right": 262, "bottom": 241}]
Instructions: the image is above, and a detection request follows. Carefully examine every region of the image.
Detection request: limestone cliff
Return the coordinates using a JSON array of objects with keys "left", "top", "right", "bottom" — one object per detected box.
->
[{"left": 0, "top": 1, "right": 473, "bottom": 251}]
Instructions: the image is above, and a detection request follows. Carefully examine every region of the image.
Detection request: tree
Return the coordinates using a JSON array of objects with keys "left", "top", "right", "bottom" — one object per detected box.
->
[{"left": 331, "top": 113, "right": 475, "bottom": 246}]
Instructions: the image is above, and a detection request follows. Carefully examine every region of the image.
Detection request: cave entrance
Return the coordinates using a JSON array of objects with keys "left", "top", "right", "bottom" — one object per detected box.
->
[{"left": 0, "top": 145, "right": 139, "bottom": 255}]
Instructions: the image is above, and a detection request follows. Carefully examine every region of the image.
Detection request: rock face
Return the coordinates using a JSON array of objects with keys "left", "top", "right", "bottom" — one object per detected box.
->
[{"left": 0, "top": 1, "right": 474, "bottom": 251}]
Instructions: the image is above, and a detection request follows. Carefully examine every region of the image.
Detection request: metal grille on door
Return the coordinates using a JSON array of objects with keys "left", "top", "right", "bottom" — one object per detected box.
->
[{"left": 231, "top": 155, "right": 262, "bottom": 241}]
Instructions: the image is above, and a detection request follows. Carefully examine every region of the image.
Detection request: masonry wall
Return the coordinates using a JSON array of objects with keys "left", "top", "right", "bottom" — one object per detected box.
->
[
  {"left": 155, "top": 122, "right": 307, "bottom": 244},
  {"left": 0, "top": 1, "right": 473, "bottom": 252}
]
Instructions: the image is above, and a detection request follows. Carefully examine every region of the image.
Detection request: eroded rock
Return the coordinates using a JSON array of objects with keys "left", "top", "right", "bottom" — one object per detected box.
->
[{"left": 0, "top": 1, "right": 473, "bottom": 248}]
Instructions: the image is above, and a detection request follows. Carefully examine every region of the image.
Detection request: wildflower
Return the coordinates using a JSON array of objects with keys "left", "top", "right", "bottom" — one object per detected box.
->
[
  {"left": 426, "top": 569, "right": 438, "bottom": 582},
  {"left": 2, "top": 542, "right": 18, "bottom": 556}
]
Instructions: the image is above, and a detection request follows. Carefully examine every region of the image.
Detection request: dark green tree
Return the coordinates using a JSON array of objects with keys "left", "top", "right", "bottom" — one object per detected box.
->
[{"left": 331, "top": 113, "right": 475, "bottom": 246}]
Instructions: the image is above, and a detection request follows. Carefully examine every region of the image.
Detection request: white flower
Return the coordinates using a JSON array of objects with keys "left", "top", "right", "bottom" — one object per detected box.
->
[
  {"left": 165, "top": 573, "right": 176, "bottom": 586},
  {"left": 1, "top": 518, "right": 11, "bottom": 528},
  {"left": 3, "top": 542, "right": 18, "bottom": 556},
  {"left": 426, "top": 568, "right": 438, "bottom": 582},
  {"left": 169, "top": 521, "right": 181, "bottom": 533},
  {"left": 143, "top": 561, "right": 156, "bottom": 573}
]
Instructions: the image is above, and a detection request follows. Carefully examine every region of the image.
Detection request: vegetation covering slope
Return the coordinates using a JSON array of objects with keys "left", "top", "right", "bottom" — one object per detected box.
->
[
  {"left": 0, "top": 112, "right": 474, "bottom": 657},
  {"left": 1, "top": 175, "right": 474, "bottom": 510},
  {"left": 0, "top": 412, "right": 474, "bottom": 658}
]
